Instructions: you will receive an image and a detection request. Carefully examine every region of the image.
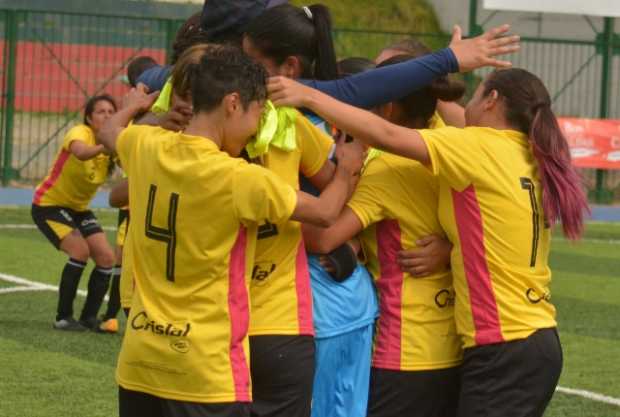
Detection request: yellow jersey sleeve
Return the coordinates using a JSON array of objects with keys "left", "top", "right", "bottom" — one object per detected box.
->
[
  {"left": 347, "top": 157, "right": 391, "bottom": 228},
  {"left": 419, "top": 127, "right": 480, "bottom": 192},
  {"left": 62, "top": 124, "right": 94, "bottom": 150},
  {"left": 232, "top": 163, "right": 297, "bottom": 225},
  {"left": 116, "top": 125, "right": 152, "bottom": 174},
  {"left": 296, "top": 115, "right": 333, "bottom": 178}
]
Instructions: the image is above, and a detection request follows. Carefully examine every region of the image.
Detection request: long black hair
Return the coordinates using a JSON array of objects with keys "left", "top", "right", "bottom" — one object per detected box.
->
[
  {"left": 244, "top": 4, "right": 338, "bottom": 80},
  {"left": 376, "top": 54, "right": 464, "bottom": 128}
]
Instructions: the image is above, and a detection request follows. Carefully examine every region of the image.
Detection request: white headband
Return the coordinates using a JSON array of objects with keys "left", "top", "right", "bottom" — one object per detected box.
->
[{"left": 302, "top": 6, "right": 313, "bottom": 20}]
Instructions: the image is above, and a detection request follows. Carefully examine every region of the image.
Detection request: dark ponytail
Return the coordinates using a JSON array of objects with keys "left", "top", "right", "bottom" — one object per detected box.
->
[
  {"left": 306, "top": 4, "right": 338, "bottom": 80},
  {"left": 483, "top": 69, "right": 589, "bottom": 240},
  {"left": 244, "top": 3, "right": 338, "bottom": 80},
  {"left": 377, "top": 54, "right": 465, "bottom": 128}
]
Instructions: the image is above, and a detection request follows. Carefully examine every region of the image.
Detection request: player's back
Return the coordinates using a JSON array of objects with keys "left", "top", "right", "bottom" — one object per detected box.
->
[{"left": 115, "top": 124, "right": 258, "bottom": 403}]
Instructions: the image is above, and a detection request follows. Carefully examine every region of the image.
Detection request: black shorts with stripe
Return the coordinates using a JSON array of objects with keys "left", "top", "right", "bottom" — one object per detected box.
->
[
  {"left": 119, "top": 386, "right": 250, "bottom": 417},
  {"left": 31, "top": 204, "right": 103, "bottom": 249}
]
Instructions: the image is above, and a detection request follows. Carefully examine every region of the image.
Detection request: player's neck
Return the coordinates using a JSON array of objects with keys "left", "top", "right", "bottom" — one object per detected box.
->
[{"left": 184, "top": 112, "right": 225, "bottom": 149}]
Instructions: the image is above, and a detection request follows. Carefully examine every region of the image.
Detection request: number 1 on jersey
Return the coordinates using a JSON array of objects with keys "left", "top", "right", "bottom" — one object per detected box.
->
[
  {"left": 145, "top": 184, "right": 179, "bottom": 282},
  {"left": 520, "top": 177, "right": 539, "bottom": 267}
]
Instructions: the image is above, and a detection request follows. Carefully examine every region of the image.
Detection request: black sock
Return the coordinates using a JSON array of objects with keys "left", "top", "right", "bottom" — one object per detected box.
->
[
  {"left": 80, "top": 265, "right": 113, "bottom": 322},
  {"left": 103, "top": 264, "right": 122, "bottom": 320},
  {"left": 57, "top": 258, "right": 87, "bottom": 321}
]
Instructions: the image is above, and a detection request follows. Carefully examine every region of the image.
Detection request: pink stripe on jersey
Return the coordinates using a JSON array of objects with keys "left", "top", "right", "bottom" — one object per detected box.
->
[
  {"left": 33, "top": 149, "right": 71, "bottom": 205},
  {"left": 295, "top": 239, "right": 314, "bottom": 335},
  {"left": 228, "top": 227, "right": 251, "bottom": 402},
  {"left": 452, "top": 185, "right": 504, "bottom": 345},
  {"left": 373, "top": 219, "right": 404, "bottom": 370}
]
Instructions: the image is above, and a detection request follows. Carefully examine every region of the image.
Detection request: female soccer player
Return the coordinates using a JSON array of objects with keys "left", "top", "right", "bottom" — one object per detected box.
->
[
  {"left": 268, "top": 67, "right": 589, "bottom": 417},
  {"left": 31, "top": 95, "right": 117, "bottom": 331},
  {"left": 301, "top": 53, "right": 466, "bottom": 417},
  {"left": 243, "top": 5, "right": 377, "bottom": 417},
  {"left": 98, "top": 45, "right": 361, "bottom": 417}
]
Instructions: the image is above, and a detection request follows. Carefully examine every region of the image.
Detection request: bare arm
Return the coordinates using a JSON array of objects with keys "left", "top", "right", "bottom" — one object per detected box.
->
[
  {"left": 290, "top": 138, "right": 363, "bottom": 227},
  {"left": 109, "top": 179, "right": 129, "bottom": 208},
  {"left": 437, "top": 101, "right": 466, "bottom": 128},
  {"left": 69, "top": 141, "right": 105, "bottom": 161},
  {"left": 302, "top": 207, "right": 364, "bottom": 253},
  {"left": 98, "top": 84, "right": 158, "bottom": 153},
  {"left": 306, "top": 159, "right": 336, "bottom": 191},
  {"left": 271, "top": 82, "right": 431, "bottom": 164}
]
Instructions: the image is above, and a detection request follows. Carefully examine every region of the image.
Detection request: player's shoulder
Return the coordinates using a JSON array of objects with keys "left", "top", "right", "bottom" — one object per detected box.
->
[{"left": 65, "top": 124, "right": 94, "bottom": 143}]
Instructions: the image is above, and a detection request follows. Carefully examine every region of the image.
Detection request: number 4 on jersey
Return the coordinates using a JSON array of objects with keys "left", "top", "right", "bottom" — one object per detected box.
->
[{"left": 145, "top": 184, "right": 179, "bottom": 282}]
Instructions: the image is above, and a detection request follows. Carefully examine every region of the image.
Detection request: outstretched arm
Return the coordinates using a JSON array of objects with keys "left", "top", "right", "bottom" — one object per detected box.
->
[
  {"left": 302, "top": 207, "right": 364, "bottom": 254},
  {"left": 270, "top": 80, "right": 431, "bottom": 164},
  {"left": 298, "top": 24, "right": 519, "bottom": 109}
]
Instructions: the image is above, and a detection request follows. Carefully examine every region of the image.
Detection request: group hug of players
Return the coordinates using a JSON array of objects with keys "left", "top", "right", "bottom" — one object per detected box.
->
[{"left": 30, "top": 2, "right": 589, "bottom": 417}]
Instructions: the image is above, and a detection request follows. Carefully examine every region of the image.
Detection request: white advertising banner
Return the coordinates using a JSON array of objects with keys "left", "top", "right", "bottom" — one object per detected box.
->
[{"left": 483, "top": 0, "right": 620, "bottom": 17}]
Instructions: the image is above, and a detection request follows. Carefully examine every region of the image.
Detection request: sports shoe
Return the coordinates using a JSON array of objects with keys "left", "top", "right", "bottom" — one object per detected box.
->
[
  {"left": 53, "top": 317, "right": 87, "bottom": 332},
  {"left": 79, "top": 316, "right": 101, "bottom": 331},
  {"left": 98, "top": 318, "right": 119, "bottom": 334}
]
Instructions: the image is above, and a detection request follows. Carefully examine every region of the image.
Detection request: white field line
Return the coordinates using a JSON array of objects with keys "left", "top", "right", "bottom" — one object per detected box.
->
[
  {"left": 0, "top": 272, "right": 88, "bottom": 298},
  {"left": 0, "top": 272, "right": 619, "bottom": 406},
  {"left": 0, "top": 224, "right": 117, "bottom": 232},
  {"left": 556, "top": 386, "right": 620, "bottom": 407},
  {"left": 1, "top": 224, "right": 619, "bottom": 244}
]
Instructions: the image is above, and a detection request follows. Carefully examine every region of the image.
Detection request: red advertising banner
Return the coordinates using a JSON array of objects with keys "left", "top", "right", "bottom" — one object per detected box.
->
[{"left": 559, "top": 118, "right": 620, "bottom": 170}]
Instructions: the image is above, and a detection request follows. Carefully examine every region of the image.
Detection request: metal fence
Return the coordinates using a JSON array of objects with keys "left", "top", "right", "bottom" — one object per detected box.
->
[{"left": 1, "top": 3, "right": 619, "bottom": 202}]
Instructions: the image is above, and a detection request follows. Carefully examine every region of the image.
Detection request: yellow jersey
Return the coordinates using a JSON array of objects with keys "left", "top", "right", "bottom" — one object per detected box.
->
[
  {"left": 249, "top": 113, "right": 333, "bottom": 336},
  {"left": 33, "top": 124, "right": 110, "bottom": 211},
  {"left": 420, "top": 127, "right": 555, "bottom": 349},
  {"left": 114, "top": 125, "right": 297, "bottom": 403},
  {"left": 348, "top": 152, "right": 461, "bottom": 371},
  {"left": 120, "top": 234, "right": 134, "bottom": 310}
]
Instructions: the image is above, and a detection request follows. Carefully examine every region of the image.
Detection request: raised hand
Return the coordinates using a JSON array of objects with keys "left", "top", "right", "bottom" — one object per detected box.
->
[
  {"left": 122, "top": 83, "right": 159, "bottom": 113},
  {"left": 335, "top": 134, "right": 364, "bottom": 178},
  {"left": 449, "top": 24, "right": 520, "bottom": 72}
]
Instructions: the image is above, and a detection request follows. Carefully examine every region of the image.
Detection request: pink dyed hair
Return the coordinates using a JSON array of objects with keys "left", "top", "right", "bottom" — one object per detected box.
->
[{"left": 483, "top": 69, "right": 589, "bottom": 240}]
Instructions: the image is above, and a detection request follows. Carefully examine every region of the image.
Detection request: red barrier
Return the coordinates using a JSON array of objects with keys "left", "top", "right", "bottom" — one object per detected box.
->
[
  {"left": 0, "top": 41, "right": 166, "bottom": 112},
  {"left": 559, "top": 118, "right": 620, "bottom": 170}
]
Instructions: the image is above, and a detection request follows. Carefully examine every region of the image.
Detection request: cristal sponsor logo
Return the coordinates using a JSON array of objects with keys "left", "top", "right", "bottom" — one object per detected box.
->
[
  {"left": 435, "top": 288, "right": 455, "bottom": 308},
  {"left": 252, "top": 262, "right": 276, "bottom": 283},
  {"left": 170, "top": 339, "right": 191, "bottom": 354},
  {"left": 526, "top": 288, "right": 551, "bottom": 304},
  {"left": 131, "top": 311, "right": 191, "bottom": 338}
]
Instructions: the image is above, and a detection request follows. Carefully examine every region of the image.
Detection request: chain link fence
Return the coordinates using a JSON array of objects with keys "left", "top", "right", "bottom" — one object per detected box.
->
[{"left": 1, "top": 3, "right": 619, "bottom": 201}]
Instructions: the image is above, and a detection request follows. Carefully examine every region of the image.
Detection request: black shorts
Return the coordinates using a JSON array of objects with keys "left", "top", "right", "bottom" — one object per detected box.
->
[
  {"left": 31, "top": 204, "right": 103, "bottom": 249},
  {"left": 249, "top": 335, "right": 315, "bottom": 417},
  {"left": 368, "top": 366, "right": 460, "bottom": 417},
  {"left": 119, "top": 386, "right": 250, "bottom": 417},
  {"left": 458, "top": 328, "right": 562, "bottom": 417}
]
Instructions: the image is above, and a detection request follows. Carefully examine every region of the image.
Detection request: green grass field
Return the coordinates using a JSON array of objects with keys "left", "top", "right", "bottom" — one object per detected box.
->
[{"left": 0, "top": 206, "right": 619, "bottom": 417}]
